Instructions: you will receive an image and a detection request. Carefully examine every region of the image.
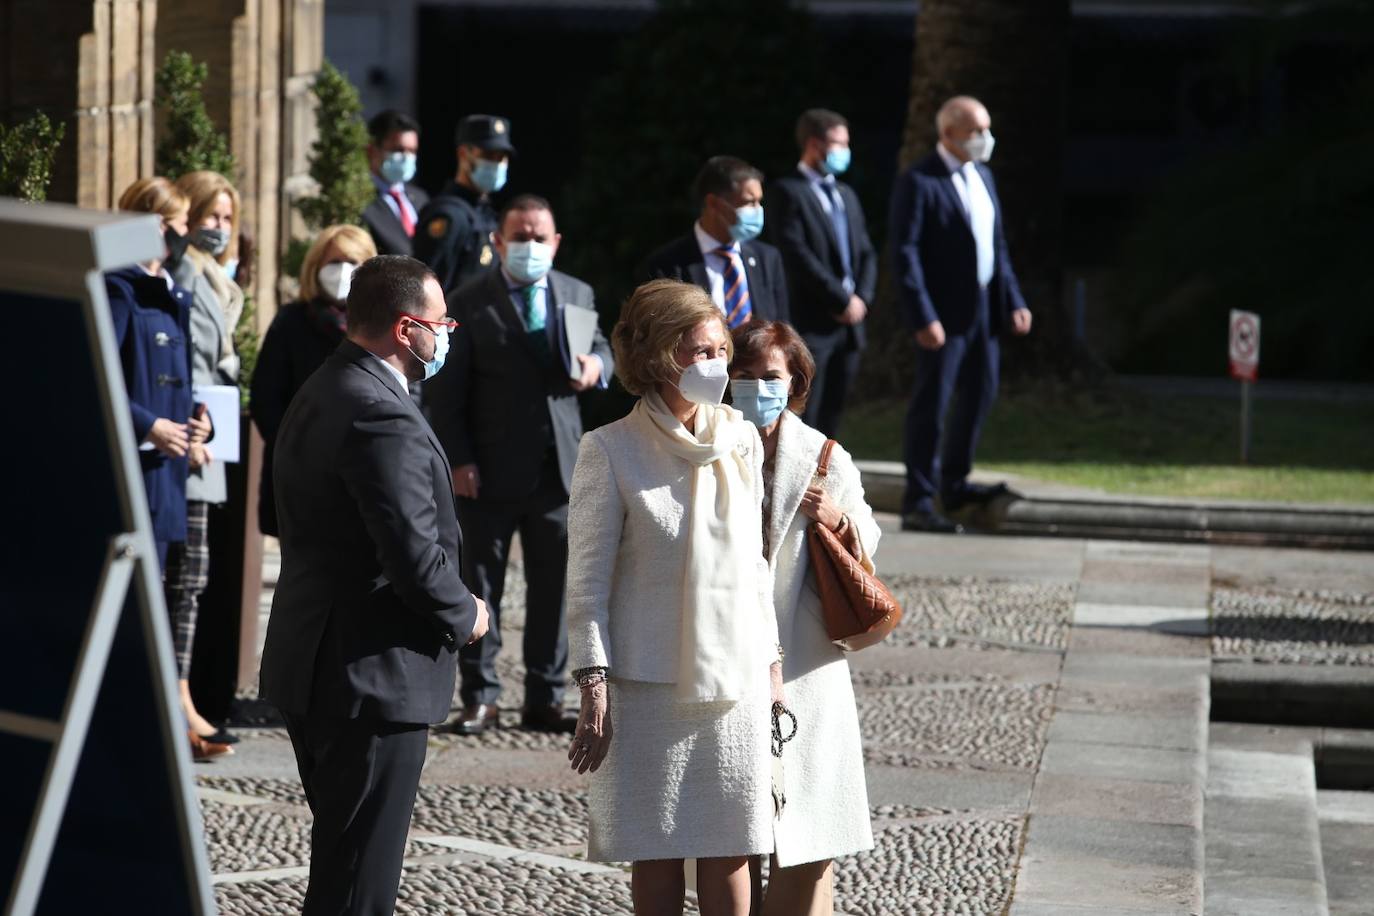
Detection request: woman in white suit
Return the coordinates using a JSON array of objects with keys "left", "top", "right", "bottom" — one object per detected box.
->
[
  {"left": 565, "top": 279, "right": 785, "bottom": 916},
  {"left": 729, "top": 320, "right": 878, "bottom": 915}
]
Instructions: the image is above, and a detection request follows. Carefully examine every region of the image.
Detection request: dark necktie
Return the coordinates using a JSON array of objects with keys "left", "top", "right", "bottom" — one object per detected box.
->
[
  {"left": 822, "top": 180, "right": 853, "bottom": 284},
  {"left": 713, "top": 245, "right": 753, "bottom": 328}
]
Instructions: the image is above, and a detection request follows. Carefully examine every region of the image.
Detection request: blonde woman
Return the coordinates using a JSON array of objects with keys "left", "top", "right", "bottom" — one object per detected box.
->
[
  {"left": 566, "top": 279, "right": 784, "bottom": 916},
  {"left": 730, "top": 320, "right": 878, "bottom": 915},
  {"left": 249, "top": 225, "right": 377, "bottom": 537},
  {"left": 165, "top": 171, "right": 245, "bottom": 747}
]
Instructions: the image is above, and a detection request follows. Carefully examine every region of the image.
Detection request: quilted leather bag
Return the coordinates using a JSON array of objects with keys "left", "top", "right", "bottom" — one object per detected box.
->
[{"left": 806, "top": 440, "right": 903, "bottom": 651}]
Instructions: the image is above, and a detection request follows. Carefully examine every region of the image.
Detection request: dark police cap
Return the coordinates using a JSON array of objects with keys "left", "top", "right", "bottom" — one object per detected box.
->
[{"left": 455, "top": 114, "right": 516, "bottom": 154}]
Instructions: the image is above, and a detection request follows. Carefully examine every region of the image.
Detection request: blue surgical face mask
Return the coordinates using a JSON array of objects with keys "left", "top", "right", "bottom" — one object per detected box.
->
[
  {"left": 730, "top": 205, "right": 765, "bottom": 243},
  {"left": 730, "top": 378, "right": 790, "bottom": 427},
  {"left": 470, "top": 158, "right": 508, "bottom": 194},
  {"left": 380, "top": 151, "right": 417, "bottom": 185},
  {"left": 503, "top": 239, "right": 554, "bottom": 284},
  {"left": 407, "top": 322, "right": 450, "bottom": 381},
  {"left": 823, "top": 146, "right": 851, "bottom": 176}
]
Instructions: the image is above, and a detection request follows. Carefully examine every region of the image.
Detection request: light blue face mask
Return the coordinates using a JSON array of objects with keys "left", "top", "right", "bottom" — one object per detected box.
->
[
  {"left": 408, "top": 323, "right": 450, "bottom": 381},
  {"left": 730, "top": 378, "right": 790, "bottom": 427},
  {"left": 470, "top": 158, "right": 508, "bottom": 194},
  {"left": 823, "top": 146, "right": 851, "bottom": 176},
  {"left": 503, "top": 239, "right": 554, "bottom": 284},
  {"left": 730, "top": 204, "right": 765, "bottom": 243},
  {"left": 380, "top": 151, "right": 417, "bottom": 185}
]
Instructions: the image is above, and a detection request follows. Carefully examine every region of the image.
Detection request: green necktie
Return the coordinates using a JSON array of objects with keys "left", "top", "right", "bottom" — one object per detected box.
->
[{"left": 523, "top": 285, "right": 551, "bottom": 366}]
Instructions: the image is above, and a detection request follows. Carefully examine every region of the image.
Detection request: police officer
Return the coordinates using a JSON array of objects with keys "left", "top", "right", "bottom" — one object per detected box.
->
[{"left": 414, "top": 114, "right": 515, "bottom": 296}]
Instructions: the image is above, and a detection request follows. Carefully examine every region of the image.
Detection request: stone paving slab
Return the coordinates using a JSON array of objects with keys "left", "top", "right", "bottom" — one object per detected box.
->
[
  {"left": 1045, "top": 710, "right": 1205, "bottom": 753},
  {"left": 1029, "top": 773, "right": 1200, "bottom": 828}
]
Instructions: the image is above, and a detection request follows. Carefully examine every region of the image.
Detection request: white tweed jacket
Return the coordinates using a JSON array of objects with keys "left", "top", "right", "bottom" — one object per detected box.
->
[{"left": 566, "top": 408, "right": 780, "bottom": 683}]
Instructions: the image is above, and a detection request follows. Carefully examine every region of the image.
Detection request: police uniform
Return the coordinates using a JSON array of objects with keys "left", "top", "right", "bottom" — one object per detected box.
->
[{"left": 413, "top": 114, "right": 514, "bottom": 297}]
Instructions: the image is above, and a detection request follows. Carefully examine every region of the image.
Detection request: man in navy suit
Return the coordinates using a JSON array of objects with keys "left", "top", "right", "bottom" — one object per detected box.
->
[
  {"left": 362, "top": 110, "right": 431, "bottom": 257},
  {"left": 889, "top": 95, "right": 1032, "bottom": 533},
  {"left": 640, "top": 155, "right": 789, "bottom": 326},
  {"left": 768, "top": 108, "right": 878, "bottom": 438}
]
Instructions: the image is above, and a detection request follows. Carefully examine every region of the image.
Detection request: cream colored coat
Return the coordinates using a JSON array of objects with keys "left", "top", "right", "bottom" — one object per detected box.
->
[
  {"left": 566, "top": 409, "right": 780, "bottom": 684},
  {"left": 767, "top": 411, "right": 878, "bottom": 866}
]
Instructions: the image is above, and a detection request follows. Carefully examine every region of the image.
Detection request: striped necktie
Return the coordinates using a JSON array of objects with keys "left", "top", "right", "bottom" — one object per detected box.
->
[{"left": 714, "top": 244, "right": 753, "bottom": 328}]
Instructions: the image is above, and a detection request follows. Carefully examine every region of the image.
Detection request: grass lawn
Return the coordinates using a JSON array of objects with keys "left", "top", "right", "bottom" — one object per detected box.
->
[{"left": 841, "top": 383, "right": 1374, "bottom": 505}]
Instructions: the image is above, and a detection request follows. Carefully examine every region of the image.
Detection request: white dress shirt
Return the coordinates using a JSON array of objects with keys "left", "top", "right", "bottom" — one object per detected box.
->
[
  {"left": 694, "top": 222, "right": 739, "bottom": 313},
  {"left": 937, "top": 143, "right": 996, "bottom": 288}
]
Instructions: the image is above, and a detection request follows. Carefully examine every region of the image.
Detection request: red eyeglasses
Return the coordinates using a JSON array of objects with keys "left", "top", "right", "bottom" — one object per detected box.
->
[{"left": 400, "top": 313, "right": 459, "bottom": 333}]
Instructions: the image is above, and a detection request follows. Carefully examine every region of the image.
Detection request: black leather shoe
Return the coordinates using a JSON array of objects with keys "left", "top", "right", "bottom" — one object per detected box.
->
[
  {"left": 451, "top": 703, "right": 500, "bottom": 736},
  {"left": 197, "top": 728, "right": 240, "bottom": 746},
  {"left": 520, "top": 704, "right": 578, "bottom": 734},
  {"left": 942, "top": 482, "right": 1012, "bottom": 512},
  {"left": 900, "top": 511, "right": 965, "bottom": 534}
]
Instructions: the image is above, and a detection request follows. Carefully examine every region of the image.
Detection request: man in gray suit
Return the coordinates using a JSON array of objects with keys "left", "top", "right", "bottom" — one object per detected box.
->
[
  {"left": 260, "top": 255, "right": 488, "bottom": 913},
  {"left": 426, "top": 194, "right": 614, "bottom": 736}
]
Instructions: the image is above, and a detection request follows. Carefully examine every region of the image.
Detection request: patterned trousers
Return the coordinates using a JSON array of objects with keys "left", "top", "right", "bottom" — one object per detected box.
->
[{"left": 163, "top": 500, "right": 210, "bottom": 679}]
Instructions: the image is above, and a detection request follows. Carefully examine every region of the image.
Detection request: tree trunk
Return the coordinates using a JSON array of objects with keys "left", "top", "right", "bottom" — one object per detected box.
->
[{"left": 867, "top": 0, "right": 1074, "bottom": 390}]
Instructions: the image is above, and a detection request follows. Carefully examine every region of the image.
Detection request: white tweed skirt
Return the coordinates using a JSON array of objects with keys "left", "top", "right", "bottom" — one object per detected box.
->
[{"left": 587, "top": 671, "right": 774, "bottom": 863}]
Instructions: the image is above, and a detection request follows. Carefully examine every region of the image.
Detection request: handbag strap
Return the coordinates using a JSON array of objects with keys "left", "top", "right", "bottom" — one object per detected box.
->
[{"left": 815, "top": 439, "right": 838, "bottom": 478}]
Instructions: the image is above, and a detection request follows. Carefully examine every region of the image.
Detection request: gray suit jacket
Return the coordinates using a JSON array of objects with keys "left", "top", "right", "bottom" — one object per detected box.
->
[
  {"left": 426, "top": 268, "right": 614, "bottom": 502},
  {"left": 172, "top": 258, "right": 240, "bottom": 504},
  {"left": 259, "top": 340, "right": 479, "bottom": 723}
]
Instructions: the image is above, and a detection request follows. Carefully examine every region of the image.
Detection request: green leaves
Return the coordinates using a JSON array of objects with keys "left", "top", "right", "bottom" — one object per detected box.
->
[
  {"left": 294, "top": 60, "right": 373, "bottom": 232},
  {"left": 0, "top": 111, "right": 64, "bottom": 201},
  {"left": 155, "top": 51, "right": 235, "bottom": 180}
]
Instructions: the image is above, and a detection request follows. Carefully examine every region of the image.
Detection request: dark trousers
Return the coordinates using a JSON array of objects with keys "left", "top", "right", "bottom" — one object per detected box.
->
[
  {"left": 902, "top": 314, "right": 1001, "bottom": 515},
  {"left": 802, "top": 325, "right": 863, "bottom": 439},
  {"left": 456, "top": 453, "right": 569, "bottom": 708},
  {"left": 283, "top": 712, "right": 428, "bottom": 916}
]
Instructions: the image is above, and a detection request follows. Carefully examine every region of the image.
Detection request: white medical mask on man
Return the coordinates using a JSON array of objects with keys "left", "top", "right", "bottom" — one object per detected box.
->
[
  {"left": 962, "top": 130, "right": 996, "bottom": 164},
  {"left": 678, "top": 358, "right": 730, "bottom": 406}
]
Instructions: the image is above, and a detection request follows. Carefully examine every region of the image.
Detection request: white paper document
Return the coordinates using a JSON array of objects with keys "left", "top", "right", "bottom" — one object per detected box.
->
[
  {"left": 193, "top": 384, "right": 242, "bottom": 463},
  {"left": 562, "top": 305, "right": 599, "bottom": 380}
]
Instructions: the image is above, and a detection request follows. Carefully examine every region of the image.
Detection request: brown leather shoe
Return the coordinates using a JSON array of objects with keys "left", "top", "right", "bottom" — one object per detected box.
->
[
  {"left": 189, "top": 730, "right": 233, "bottom": 761},
  {"left": 451, "top": 703, "right": 500, "bottom": 736},
  {"left": 520, "top": 704, "right": 578, "bottom": 734}
]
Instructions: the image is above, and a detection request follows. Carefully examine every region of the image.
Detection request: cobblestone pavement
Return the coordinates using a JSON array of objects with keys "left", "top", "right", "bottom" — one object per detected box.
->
[{"left": 1212, "top": 585, "right": 1374, "bottom": 665}]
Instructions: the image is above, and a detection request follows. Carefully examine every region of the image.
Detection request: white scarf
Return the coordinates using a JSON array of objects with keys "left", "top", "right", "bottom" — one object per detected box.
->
[{"left": 634, "top": 392, "right": 767, "bottom": 703}]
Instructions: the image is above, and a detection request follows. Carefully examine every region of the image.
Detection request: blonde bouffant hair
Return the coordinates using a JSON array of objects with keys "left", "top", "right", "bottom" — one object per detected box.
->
[
  {"left": 298, "top": 225, "right": 378, "bottom": 303},
  {"left": 612, "top": 279, "right": 731, "bottom": 396},
  {"left": 117, "top": 177, "right": 189, "bottom": 221},
  {"left": 174, "top": 170, "right": 242, "bottom": 265}
]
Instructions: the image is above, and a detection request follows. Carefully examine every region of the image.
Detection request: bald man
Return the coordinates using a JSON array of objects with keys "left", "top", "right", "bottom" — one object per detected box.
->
[{"left": 888, "top": 95, "right": 1032, "bottom": 534}]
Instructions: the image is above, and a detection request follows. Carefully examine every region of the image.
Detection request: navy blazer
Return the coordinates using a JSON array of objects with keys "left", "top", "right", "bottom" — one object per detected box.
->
[
  {"left": 889, "top": 151, "right": 1027, "bottom": 335},
  {"left": 259, "top": 340, "right": 480, "bottom": 723},
  {"left": 767, "top": 170, "right": 878, "bottom": 339},
  {"left": 639, "top": 233, "right": 790, "bottom": 325},
  {"left": 362, "top": 181, "right": 430, "bottom": 257},
  {"left": 105, "top": 266, "right": 196, "bottom": 547}
]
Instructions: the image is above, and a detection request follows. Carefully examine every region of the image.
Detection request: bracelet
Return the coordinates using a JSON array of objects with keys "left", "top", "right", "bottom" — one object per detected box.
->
[{"left": 574, "top": 666, "right": 609, "bottom": 689}]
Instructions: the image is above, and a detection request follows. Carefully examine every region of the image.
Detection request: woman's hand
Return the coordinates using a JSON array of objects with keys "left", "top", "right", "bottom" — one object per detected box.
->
[
  {"left": 188, "top": 410, "right": 212, "bottom": 445},
  {"left": 189, "top": 443, "right": 213, "bottom": 470},
  {"left": 800, "top": 484, "right": 844, "bottom": 531},
  {"left": 770, "top": 661, "right": 786, "bottom": 707},
  {"left": 147, "top": 418, "right": 189, "bottom": 458},
  {"left": 569, "top": 681, "right": 613, "bottom": 774}
]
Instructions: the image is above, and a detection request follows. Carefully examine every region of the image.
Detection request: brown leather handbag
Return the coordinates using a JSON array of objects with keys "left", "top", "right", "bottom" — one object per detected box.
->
[{"left": 806, "top": 440, "right": 903, "bottom": 651}]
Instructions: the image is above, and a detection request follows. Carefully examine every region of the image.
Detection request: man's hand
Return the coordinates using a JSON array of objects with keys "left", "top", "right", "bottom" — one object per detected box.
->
[
  {"left": 915, "top": 320, "right": 946, "bottom": 350},
  {"left": 189, "top": 443, "right": 214, "bottom": 470},
  {"left": 1010, "top": 308, "right": 1033, "bottom": 336},
  {"left": 452, "top": 464, "right": 480, "bottom": 499},
  {"left": 569, "top": 354, "right": 602, "bottom": 392},
  {"left": 836, "top": 295, "right": 868, "bottom": 326},
  {"left": 466, "top": 597, "right": 489, "bottom": 645},
  {"left": 148, "top": 418, "right": 189, "bottom": 458},
  {"left": 188, "top": 410, "right": 212, "bottom": 445}
]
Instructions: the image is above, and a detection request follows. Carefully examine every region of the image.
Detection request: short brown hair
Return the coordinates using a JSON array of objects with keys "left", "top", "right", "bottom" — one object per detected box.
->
[
  {"left": 795, "top": 108, "right": 848, "bottom": 151},
  {"left": 612, "top": 279, "right": 731, "bottom": 397},
  {"left": 299, "top": 225, "right": 378, "bottom": 302},
  {"left": 730, "top": 320, "right": 816, "bottom": 414},
  {"left": 175, "top": 170, "right": 242, "bottom": 265},
  {"left": 117, "top": 177, "right": 189, "bottom": 221}
]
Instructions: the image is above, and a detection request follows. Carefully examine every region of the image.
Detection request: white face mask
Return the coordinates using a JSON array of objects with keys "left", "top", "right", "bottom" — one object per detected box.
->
[
  {"left": 677, "top": 357, "right": 730, "bottom": 406},
  {"left": 962, "top": 130, "right": 996, "bottom": 164},
  {"left": 317, "top": 261, "right": 355, "bottom": 302}
]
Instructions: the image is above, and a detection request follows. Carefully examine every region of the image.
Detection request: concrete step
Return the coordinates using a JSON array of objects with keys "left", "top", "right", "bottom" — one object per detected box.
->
[
  {"left": 1204, "top": 725, "right": 1329, "bottom": 915},
  {"left": 1317, "top": 789, "right": 1374, "bottom": 916}
]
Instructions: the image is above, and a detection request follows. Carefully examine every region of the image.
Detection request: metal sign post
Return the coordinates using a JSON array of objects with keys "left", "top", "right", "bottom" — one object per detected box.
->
[{"left": 1228, "top": 309, "right": 1261, "bottom": 464}]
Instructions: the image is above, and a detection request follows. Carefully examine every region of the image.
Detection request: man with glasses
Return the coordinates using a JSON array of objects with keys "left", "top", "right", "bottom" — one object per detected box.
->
[{"left": 259, "top": 254, "right": 489, "bottom": 914}]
